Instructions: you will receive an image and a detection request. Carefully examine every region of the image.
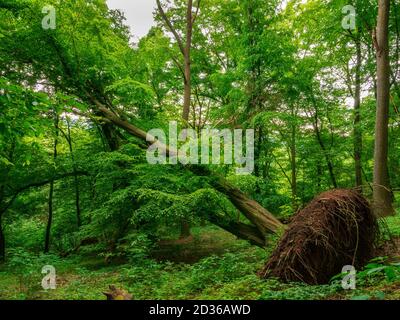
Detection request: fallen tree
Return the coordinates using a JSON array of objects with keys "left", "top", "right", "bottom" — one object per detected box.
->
[{"left": 76, "top": 98, "right": 284, "bottom": 246}]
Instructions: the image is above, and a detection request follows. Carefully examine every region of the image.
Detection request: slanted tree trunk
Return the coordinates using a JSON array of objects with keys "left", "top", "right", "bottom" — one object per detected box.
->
[
  {"left": 207, "top": 213, "right": 265, "bottom": 247},
  {"left": 212, "top": 177, "right": 283, "bottom": 236},
  {"left": 93, "top": 105, "right": 284, "bottom": 244},
  {"left": 373, "top": 0, "right": 395, "bottom": 216}
]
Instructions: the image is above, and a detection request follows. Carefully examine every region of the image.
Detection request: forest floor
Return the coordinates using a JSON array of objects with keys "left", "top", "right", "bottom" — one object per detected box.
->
[{"left": 1, "top": 215, "right": 400, "bottom": 300}]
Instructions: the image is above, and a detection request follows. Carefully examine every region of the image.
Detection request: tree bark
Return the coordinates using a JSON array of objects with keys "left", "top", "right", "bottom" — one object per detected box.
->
[
  {"left": 212, "top": 177, "right": 283, "bottom": 236},
  {"left": 207, "top": 213, "right": 266, "bottom": 247},
  {"left": 44, "top": 113, "right": 59, "bottom": 253},
  {"left": 183, "top": 0, "right": 193, "bottom": 122},
  {"left": 100, "top": 122, "right": 120, "bottom": 152},
  {"left": 313, "top": 112, "right": 338, "bottom": 189},
  {"left": 156, "top": 0, "right": 196, "bottom": 239},
  {"left": 65, "top": 118, "right": 82, "bottom": 227},
  {"left": 316, "top": 162, "right": 322, "bottom": 192},
  {"left": 156, "top": 0, "right": 195, "bottom": 121},
  {"left": 254, "top": 127, "right": 261, "bottom": 177},
  {"left": 290, "top": 121, "right": 297, "bottom": 212},
  {"left": 0, "top": 214, "right": 5, "bottom": 262},
  {"left": 373, "top": 0, "right": 395, "bottom": 216},
  {"left": 179, "top": 221, "right": 191, "bottom": 239},
  {"left": 309, "top": 91, "right": 338, "bottom": 188},
  {"left": 44, "top": 180, "right": 54, "bottom": 253},
  {"left": 354, "top": 36, "right": 363, "bottom": 190},
  {"left": 0, "top": 187, "right": 5, "bottom": 262},
  {"left": 180, "top": 0, "right": 194, "bottom": 239}
]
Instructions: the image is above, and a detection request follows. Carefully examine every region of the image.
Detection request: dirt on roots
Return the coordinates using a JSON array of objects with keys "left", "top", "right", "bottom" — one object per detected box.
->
[{"left": 259, "top": 189, "right": 379, "bottom": 285}]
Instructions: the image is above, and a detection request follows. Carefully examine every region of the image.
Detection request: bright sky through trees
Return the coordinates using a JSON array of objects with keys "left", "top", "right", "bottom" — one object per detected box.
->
[{"left": 107, "top": 0, "right": 157, "bottom": 40}]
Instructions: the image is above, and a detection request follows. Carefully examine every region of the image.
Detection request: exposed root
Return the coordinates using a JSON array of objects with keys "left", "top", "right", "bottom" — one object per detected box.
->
[{"left": 259, "top": 189, "right": 379, "bottom": 284}]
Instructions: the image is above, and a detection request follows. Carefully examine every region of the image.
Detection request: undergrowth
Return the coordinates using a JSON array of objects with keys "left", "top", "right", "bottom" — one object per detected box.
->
[{"left": 1, "top": 215, "right": 400, "bottom": 300}]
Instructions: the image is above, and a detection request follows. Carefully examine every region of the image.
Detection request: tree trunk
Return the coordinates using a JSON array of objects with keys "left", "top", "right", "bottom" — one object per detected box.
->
[
  {"left": 181, "top": 0, "right": 194, "bottom": 239},
  {"left": 254, "top": 127, "right": 263, "bottom": 178},
  {"left": 290, "top": 108, "right": 298, "bottom": 212},
  {"left": 44, "top": 180, "right": 54, "bottom": 253},
  {"left": 0, "top": 187, "right": 4, "bottom": 262},
  {"left": 0, "top": 214, "right": 5, "bottom": 262},
  {"left": 101, "top": 122, "right": 120, "bottom": 152},
  {"left": 182, "top": 0, "right": 193, "bottom": 122},
  {"left": 73, "top": 167, "right": 81, "bottom": 227},
  {"left": 314, "top": 118, "right": 338, "bottom": 189},
  {"left": 45, "top": 113, "right": 59, "bottom": 253},
  {"left": 316, "top": 163, "right": 322, "bottom": 192},
  {"left": 373, "top": 0, "right": 395, "bottom": 216},
  {"left": 179, "top": 221, "right": 191, "bottom": 239},
  {"left": 309, "top": 93, "right": 338, "bottom": 189},
  {"left": 66, "top": 118, "right": 82, "bottom": 227},
  {"left": 207, "top": 213, "right": 266, "bottom": 247},
  {"left": 156, "top": 0, "right": 196, "bottom": 239},
  {"left": 354, "top": 36, "right": 363, "bottom": 189},
  {"left": 212, "top": 177, "right": 283, "bottom": 236}
]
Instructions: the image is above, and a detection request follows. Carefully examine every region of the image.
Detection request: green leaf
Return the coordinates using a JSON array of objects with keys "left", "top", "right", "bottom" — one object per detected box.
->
[
  {"left": 351, "top": 295, "right": 370, "bottom": 300},
  {"left": 384, "top": 268, "right": 397, "bottom": 282},
  {"left": 366, "top": 266, "right": 386, "bottom": 275},
  {"left": 374, "top": 291, "right": 386, "bottom": 300}
]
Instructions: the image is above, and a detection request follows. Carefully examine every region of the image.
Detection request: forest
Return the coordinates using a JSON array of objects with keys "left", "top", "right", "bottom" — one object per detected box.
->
[{"left": 1, "top": 0, "right": 400, "bottom": 301}]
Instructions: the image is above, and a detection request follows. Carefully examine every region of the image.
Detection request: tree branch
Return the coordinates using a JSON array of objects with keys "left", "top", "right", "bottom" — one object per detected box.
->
[
  {"left": 156, "top": 0, "right": 186, "bottom": 56},
  {"left": 1, "top": 171, "right": 88, "bottom": 216}
]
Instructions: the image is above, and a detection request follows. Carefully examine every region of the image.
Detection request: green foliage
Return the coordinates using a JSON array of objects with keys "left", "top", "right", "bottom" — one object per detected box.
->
[
  {"left": 357, "top": 258, "right": 400, "bottom": 284},
  {"left": 1, "top": 0, "right": 400, "bottom": 301}
]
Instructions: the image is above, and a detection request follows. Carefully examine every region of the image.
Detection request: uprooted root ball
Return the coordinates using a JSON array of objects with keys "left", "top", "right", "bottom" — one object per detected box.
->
[{"left": 259, "top": 189, "right": 379, "bottom": 285}]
